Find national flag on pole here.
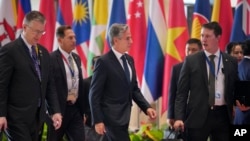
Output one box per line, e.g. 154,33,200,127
211,0,233,51
73,0,91,77
87,0,108,76
103,0,126,53
39,0,56,52
52,0,73,51
162,0,189,114
191,0,211,39
16,0,31,38
0,0,17,46
127,0,147,86
141,0,166,103
230,0,250,42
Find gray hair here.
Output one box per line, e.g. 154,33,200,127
108,23,128,46
23,10,46,25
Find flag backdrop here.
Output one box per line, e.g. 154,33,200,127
141,0,166,103
230,0,250,42
72,0,91,77
0,0,17,46
16,0,31,38
191,0,211,39
103,0,126,53
211,0,233,51
52,0,73,51
127,0,147,86
87,0,108,76
162,0,189,114
39,0,56,52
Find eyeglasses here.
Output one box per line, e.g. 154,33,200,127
26,25,46,35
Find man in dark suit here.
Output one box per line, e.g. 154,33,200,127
173,22,238,141
83,56,104,141
89,23,157,141
167,38,202,128
0,11,62,141
47,25,85,141
83,56,100,127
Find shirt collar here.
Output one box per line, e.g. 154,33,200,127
204,49,220,58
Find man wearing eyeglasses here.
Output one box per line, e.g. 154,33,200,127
0,10,62,141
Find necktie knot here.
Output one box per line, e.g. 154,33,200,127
209,55,216,61
121,54,130,83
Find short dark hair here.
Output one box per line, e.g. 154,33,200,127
23,10,46,25
186,38,202,49
56,25,72,38
202,21,222,37
226,42,242,54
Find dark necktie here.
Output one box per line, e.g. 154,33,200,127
121,55,130,83
208,55,216,106
31,46,41,81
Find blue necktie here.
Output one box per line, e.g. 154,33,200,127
121,55,130,83
31,46,41,81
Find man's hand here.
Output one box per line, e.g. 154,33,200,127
173,120,184,132
236,100,250,111
0,117,7,132
167,118,175,128
51,113,62,130
146,108,157,120
95,122,106,135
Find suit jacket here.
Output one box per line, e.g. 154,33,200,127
167,62,183,119
50,49,84,116
89,50,151,126
0,37,60,125
238,57,250,80
83,76,92,127
174,51,238,128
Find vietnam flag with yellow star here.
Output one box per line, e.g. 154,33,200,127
161,0,189,114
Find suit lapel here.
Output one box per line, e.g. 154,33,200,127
200,52,209,85
109,51,129,85
56,50,67,82
18,37,40,80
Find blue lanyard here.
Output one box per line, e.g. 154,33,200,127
205,52,222,79
61,54,75,77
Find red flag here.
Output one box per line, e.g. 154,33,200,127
0,0,17,46
211,0,233,51
127,0,147,86
162,0,189,114
39,0,56,52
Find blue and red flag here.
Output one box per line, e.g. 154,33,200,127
141,0,166,104
230,0,250,42
16,0,31,38
103,0,126,53
191,0,211,39
72,0,91,77
52,0,73,51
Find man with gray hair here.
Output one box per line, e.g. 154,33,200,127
89,23,157,141
0,11,62,141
